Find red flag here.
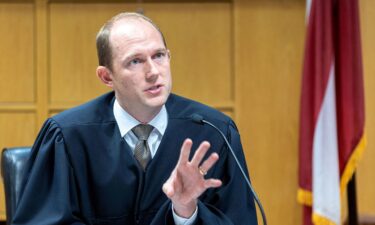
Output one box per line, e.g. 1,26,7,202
298,0,366,224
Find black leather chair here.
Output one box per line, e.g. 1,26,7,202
1,147,31,224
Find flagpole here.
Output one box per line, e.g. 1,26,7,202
347,173,358,225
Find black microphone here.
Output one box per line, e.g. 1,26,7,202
191,113,267,225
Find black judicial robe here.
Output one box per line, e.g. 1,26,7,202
12,92,258,225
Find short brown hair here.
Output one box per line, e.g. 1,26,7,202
96,12,167,70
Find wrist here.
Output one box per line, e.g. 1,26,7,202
172,200,197,218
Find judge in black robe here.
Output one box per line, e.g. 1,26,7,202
12,11,259,225
12,92,258,225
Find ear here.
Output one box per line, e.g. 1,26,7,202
167,49,171,60
96,66,114,88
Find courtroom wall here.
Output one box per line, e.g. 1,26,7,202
0,0,374,224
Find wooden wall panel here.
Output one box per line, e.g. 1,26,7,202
49,3,114,106
1,0,375,223
0,2,35,221
49,3,232,109
0,3,34,103
144,3,232,106
357,0,375,216
235,0,305,224
0,112,36,148
0,112,37,220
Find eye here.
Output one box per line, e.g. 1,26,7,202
152,51,168,64
153,52,166,59
129,58,142,65
126,57,144,69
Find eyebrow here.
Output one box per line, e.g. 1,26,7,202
123,53,142,63
123,48,168,63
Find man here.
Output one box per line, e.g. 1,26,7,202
12,12,257,225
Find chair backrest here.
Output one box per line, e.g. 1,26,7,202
1,147,31,223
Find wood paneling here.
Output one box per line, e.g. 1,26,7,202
357,0,375,216
49,3,232,108
1,0,375,223
0,3,35,220
144,3,233,106
235,0,305,224
49,3,114,104
0,112,37,220
0,3,34,103
0,112,36,151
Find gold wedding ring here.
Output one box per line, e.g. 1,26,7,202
198,166,207,176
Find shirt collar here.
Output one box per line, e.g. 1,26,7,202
113,99,168,137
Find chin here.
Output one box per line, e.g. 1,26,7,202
145,95,169,108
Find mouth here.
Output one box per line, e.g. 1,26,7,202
146,84,162,91
145,84,163,94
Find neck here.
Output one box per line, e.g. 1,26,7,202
132,109,160,124
118,103,162,124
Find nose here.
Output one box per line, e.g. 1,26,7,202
145,58,160,82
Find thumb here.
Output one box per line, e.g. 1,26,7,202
162,180,175,198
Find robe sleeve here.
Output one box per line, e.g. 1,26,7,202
12,119,84,225
151,120,258,225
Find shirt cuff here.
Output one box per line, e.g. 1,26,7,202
172,204,198,225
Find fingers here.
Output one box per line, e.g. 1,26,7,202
162,182,175,198
177,139,193,166
190,141,210,167
204,178,222,189
164,140,222,205
162,172,177,198
199,152,219,174
179,139,219,176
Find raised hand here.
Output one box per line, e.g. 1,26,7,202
162,138,222,218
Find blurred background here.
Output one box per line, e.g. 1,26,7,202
0,0,374,224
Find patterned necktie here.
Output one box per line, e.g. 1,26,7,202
132,124,154,171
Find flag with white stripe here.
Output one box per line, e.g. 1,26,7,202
298,0,366,224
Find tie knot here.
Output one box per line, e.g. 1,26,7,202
132,124,154,141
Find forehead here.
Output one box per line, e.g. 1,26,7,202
109,18,165,54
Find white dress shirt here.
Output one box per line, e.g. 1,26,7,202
113,99,197,225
